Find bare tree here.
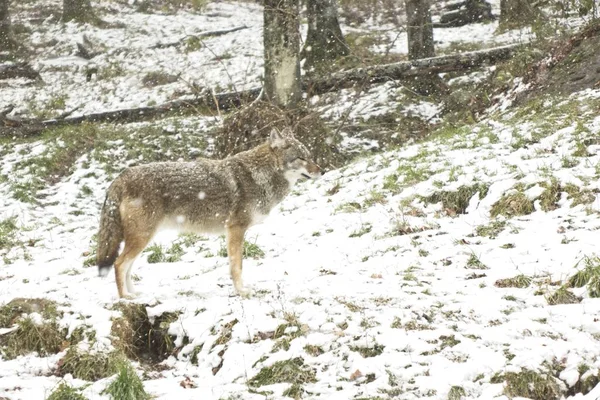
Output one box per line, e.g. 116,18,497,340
499,0,539,29
63,0,95,23
303,0,349,72
263,0,301,107
0,0,17,51
405,0,434,60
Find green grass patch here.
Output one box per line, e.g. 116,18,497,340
422,183,489,215
335,201,363,213
503,370,562,400
103,361,150,400
397,163,433,185
382,174,401,194
47,382,87,400
475,220,507,239
363,190,387,207
57,347,123,381
349,343,384,358
304,344,324,357
565,256,600,297
349,223,372,238
248,357,317,388
145,242,186,263
448,385,466,400
495,274,532,288
466,253,488,270
564,184,597,207
5,121,210,203
217,239,265,259
546,286,581,305
490,191,534,218
0,217,19,251
539,179,561,211
272,313,305,353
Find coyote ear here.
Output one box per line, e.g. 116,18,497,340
269,129,287,149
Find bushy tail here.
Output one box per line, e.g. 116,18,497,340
97,183,123,277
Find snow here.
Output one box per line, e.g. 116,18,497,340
1,0,600,399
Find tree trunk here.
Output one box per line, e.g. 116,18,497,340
303,0,349,72
499,0,539,29
405,0,435,60
63,0,95,23
263,0,301,108
0,0,15,51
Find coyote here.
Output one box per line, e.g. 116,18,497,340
96,128,321,299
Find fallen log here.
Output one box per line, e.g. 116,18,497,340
0,88,262,137
0,44,521,137
0,62,41,81
151,26,249,49
306,43,520,93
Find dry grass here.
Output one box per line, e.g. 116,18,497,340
490,192,535,218
215,101,344,169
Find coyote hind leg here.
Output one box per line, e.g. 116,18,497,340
114,232,153,299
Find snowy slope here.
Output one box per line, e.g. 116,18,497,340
1,89,600,399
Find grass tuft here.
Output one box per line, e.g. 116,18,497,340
57,347,123,381
349,343,385,358
0,217,19,251
490,191,535,218
503,370,562,400
248,357,317,388
448,385,466,400
495,274,532,288
47,382,87,400
565,256,600,297
475,220,507,239
422,183,489,215
0,316,68,359
103,361,151,400
546,286,581,305
218,239,265,259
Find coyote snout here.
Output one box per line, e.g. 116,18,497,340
96,128,320,299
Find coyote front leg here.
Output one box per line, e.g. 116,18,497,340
227,224,250,297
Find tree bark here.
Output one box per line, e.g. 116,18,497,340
405,0,435,60
499,0,539,29
303,0,349,72
63,0,95,23
0,0,16,52
263,0,301,108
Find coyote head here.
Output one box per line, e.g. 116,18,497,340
270,128,322,183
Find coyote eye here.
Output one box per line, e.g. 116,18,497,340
296,157,306,162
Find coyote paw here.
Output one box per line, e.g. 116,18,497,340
121,292,139,300
235,285,252,298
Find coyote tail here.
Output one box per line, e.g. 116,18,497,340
96,183,123,277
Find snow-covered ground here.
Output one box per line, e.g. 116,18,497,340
2,1,600,400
